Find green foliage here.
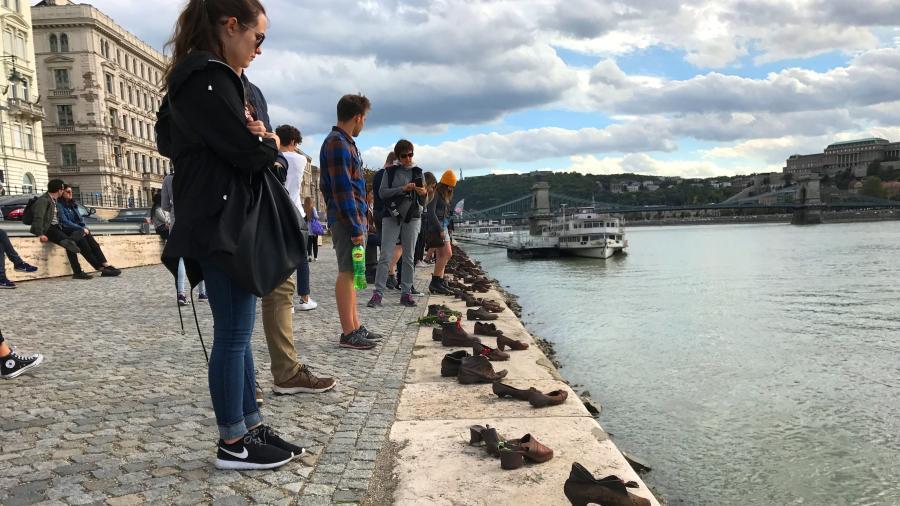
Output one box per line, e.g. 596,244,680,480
861,176,887,198
454,172,741,210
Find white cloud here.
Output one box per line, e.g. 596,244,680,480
564,154,766,178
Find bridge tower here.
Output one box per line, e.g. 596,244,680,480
792,175,823,225
529,182,553,235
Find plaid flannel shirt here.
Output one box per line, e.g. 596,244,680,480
319,127,368,238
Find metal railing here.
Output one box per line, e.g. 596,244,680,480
0,221,148,237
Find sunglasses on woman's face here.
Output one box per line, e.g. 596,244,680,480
240,22,266,48
399,152,414,159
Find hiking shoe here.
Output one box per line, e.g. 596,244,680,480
0,278,16,289
214,433,293,470
274,365,336,394
13,262,37,273
366,291,383,308
1,349,44,379
177,293,188,306
198,293,209,303
385,275,399,290
339,329,377,350
59,238,81,254
100,266,121,277
296,297,318,311
400,293,417,307
359,325,383,341
410,285,425,296
72,271,93,280
248,425,305,458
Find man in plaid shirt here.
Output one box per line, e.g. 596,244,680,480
320,94,381,350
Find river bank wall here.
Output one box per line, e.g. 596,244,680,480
385,249,658,505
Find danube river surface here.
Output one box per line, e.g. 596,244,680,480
462,221,900,506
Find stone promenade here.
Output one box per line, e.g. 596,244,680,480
0,250,427,505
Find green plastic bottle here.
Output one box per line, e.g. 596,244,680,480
351,244,367,290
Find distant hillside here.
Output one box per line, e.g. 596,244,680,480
454,172,740,210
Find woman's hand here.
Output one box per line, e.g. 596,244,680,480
246,119,267,136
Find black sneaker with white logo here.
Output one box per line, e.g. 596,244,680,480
214,432,293,470
1,349,44,379
248,425,305,458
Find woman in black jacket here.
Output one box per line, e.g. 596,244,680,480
156,0,300,471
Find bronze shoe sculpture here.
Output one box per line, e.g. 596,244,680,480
432,328,443,341
492,382,532,401
528,388,568,408
563,462,649,506
497,334,529,351
441,350,470,377
474,342,509,361
458,355,508,384
441,321,480,347
499,434,554,470
467,308,498,321
469,424,502,457
474,322,504,337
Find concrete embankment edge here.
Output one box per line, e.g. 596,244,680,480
384,250,659,505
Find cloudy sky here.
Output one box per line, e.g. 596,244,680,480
86,0,900,178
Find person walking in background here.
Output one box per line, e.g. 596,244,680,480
368,139,427,308
0,229,38,289
416,171,437,265
0,328,43,379
161,172,207,305
58,185,121,278
156,0,300,471
423,170,457,294
275,124,316,312
151,192,170,240
320,94,380,350
303,197,323,262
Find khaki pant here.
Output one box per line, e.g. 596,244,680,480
260,277,301,385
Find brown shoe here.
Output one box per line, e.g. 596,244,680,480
469,424,502,457
458,356,507,384
492,382,532,401
273,365,337,394
441,350,470,377
432,328,443,341
467,308,498,321
441,321,480,347
563,462,649,506
528,388,568,408
473,342,509,361
513,433,554,463
474,322,504,337
497,334,529,351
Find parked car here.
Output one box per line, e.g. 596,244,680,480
0,195,103,223
108,208,151,223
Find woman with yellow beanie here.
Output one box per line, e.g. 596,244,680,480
422,169,457,293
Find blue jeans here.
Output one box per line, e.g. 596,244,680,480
200,259,261,440
177,258,206,296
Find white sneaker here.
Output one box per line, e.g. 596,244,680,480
297,298,318,311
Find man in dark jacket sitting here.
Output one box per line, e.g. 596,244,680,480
28,179,92,280
57,184,121,277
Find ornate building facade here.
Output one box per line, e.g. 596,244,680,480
0,0,49,195
32,0,168,208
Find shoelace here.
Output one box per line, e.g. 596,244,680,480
8,347,35,361
243,430,266,447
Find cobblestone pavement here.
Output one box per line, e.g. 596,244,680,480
1,250,428,505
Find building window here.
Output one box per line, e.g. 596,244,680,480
142,154,147,172
139,122,144,139
119,82,124,99
15,33,25,59
20,78,28,100
22,173,35,194
61,144,77,167
2,30,12,55
116,48,121,64
10,124,22,148
127,86,133,104
54,68,70,89
126,150,132,170
131,117,136,134
60,33,69,52
114,145,122,168
57,105,74,127
24,126,33,150
108,108,117,127
105,73,114,93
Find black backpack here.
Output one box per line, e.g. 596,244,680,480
21,196,39,225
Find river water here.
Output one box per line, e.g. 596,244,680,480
462,222,900,505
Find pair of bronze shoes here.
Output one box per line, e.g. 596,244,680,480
467,307,498,321
442,353,508,383
492,381,568,408
473,323,530,350
433,321,481,347
563,462,650,506
468,425,554,471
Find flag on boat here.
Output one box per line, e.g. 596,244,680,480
454,199,465,216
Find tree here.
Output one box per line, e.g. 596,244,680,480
861,176,887,199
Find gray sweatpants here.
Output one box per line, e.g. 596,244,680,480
375,217,421,295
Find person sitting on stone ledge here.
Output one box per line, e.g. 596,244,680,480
0,328,43,379
0,229,38,289
57,184,121,278
28,179,93,280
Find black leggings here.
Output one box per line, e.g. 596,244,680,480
307,235,319,258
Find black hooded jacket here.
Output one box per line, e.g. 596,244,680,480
155,51,278,287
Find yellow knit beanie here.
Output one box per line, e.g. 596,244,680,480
440,169,457,187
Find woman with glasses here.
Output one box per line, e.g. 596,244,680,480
156,0,300,470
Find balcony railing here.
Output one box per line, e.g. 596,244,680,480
51,125,76,133
6,98,46,120
51,88,74,98
57,165,79,173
